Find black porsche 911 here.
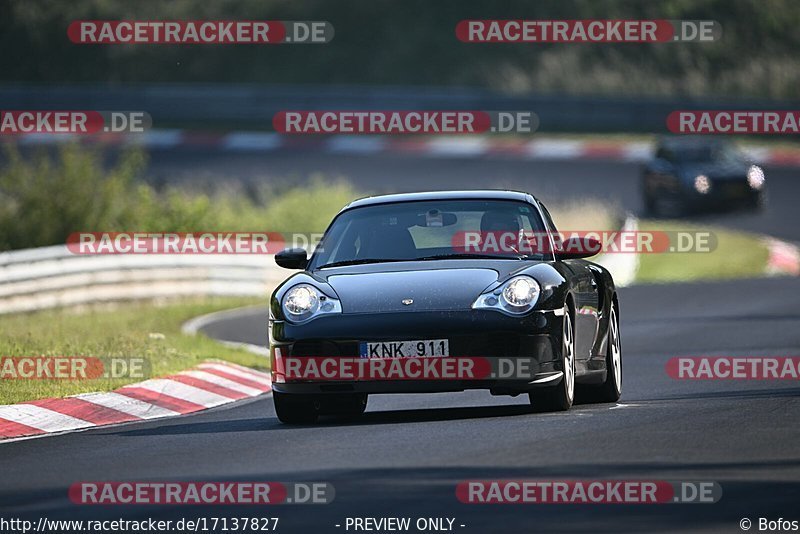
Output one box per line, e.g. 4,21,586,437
268,190,622,423
642,136,766,217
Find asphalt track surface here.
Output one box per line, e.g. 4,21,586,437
1,149,799,533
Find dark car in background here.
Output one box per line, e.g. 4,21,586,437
642,136,766,217
268,191,622,424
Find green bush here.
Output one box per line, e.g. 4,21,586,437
0,144,359,250
0,144,146,250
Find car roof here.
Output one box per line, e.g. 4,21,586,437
342,190,537,211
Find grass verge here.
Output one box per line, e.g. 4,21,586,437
635,220,770,283
0,297,265,405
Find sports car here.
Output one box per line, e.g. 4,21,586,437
269,191,622,423
642,136,766,217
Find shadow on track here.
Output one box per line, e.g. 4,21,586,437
647,387,800,402
108,401,625,437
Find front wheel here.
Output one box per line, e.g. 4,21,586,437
651,194,686,218
530,308,575,412
596,302,622,402
273,391,318,424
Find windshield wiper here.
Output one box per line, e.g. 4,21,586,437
317,258,408,269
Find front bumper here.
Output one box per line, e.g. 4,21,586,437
686,182,763,210
270,308,563,395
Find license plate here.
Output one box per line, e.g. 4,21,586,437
360,339,450,359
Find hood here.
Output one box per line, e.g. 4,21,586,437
678,160,748,181
326,268,499,313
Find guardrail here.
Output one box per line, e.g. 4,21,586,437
0,236,636,316
0,246,284,315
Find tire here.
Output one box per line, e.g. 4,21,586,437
530,307,575,412
595,301,622,403
652,194,686,218
273,391,319,424
643,193,655,217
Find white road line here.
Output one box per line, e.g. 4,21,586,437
180,370,264,396
132,379,235,407
0,404,93,433
74,392,179,419
609,403,643,410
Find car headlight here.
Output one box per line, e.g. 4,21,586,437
694,175,711,194
503,278,539,307
282,284,341,323
472,275,541,315
747,165,765,190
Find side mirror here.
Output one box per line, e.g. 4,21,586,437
554,237,602,260
275,248,308,270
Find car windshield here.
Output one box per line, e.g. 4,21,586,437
669,143,742,163
309,199,551,269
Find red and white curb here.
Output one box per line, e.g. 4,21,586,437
765,238,800,276
0,360,271,442
6,130,800,167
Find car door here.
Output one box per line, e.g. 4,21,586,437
538,202,600,362
565,259,601,362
